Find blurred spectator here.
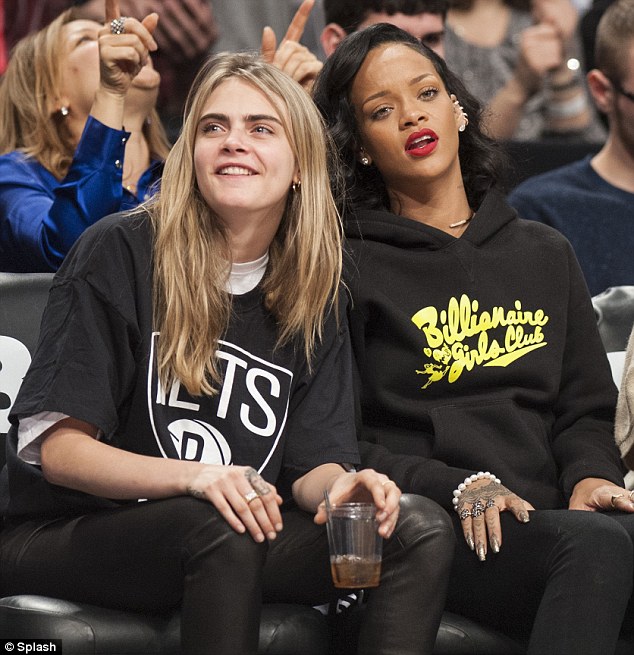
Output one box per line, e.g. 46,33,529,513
0,8,170,272
320,0,448,58
72,0,217,138
580,0,613,71
209,0,321,55
580,0,614,128
3,0,217,138
508,0,634,295
444,0,606,141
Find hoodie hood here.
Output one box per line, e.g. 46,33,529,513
344,189,517,251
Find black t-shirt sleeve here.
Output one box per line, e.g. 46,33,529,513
10,214,149,438
281,296,360,483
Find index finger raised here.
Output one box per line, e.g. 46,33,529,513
282,0,314,44
105,0,120,23
260,25,277,63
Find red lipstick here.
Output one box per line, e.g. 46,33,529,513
405,129,438,157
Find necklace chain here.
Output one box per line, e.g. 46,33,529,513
449,211,475,229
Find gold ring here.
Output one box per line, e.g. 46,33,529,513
611,493,625,508
244,490,259,504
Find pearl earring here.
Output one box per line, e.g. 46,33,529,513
60,106,69,117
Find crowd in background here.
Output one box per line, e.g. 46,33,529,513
1,1,634,653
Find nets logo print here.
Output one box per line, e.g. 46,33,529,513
148,335,293,470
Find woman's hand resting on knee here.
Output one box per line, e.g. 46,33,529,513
455,478,534,562
569,477,634,513
186,465,283,543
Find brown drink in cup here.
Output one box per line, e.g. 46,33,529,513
325,502,383,589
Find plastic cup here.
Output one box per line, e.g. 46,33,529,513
325,502,382,589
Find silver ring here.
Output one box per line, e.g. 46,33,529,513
472,499,485,518
110,17,127,35
611,493,625,508
485,499,496,509
459,508,472,521
244,490,259,504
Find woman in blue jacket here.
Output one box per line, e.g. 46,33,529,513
0,7,170,272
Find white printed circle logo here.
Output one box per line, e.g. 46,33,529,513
5,643,14,652
168,418,232,464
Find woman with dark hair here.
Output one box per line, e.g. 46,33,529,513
313,22,634,653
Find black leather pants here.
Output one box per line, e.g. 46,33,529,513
1,493,454,655
447,508,634,655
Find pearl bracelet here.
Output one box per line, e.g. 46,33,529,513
451,471,501,512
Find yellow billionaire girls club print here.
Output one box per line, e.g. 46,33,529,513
411,294,549,389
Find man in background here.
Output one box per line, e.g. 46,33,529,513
508,0,634,297
319,0,448,58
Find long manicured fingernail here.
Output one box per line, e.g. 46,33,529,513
520,512,530,523
466,535,475,551
491,537,500,553
477,545,486,562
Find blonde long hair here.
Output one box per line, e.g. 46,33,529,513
150,52,343,397
0,9,170,178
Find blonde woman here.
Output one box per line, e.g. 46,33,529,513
0,6,170,273
0,52,453,655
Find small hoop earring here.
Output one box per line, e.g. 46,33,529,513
60,106,69,117
292,180,301,192
361,157,370,166
459,123,466,132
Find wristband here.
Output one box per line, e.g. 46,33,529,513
452,471,501,512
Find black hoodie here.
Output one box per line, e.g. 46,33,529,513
345,190,624,511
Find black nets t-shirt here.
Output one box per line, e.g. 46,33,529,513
3,211,359,519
